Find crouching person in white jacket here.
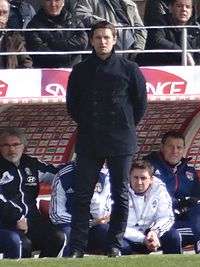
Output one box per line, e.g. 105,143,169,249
122,160,182,254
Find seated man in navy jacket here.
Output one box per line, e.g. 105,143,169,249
145,130,200,253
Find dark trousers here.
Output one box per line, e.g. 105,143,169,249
87,224,109,254
57,224,71,257
69,154,133,253
0,229,22,258
160,227,182,254
58,223,109,256
18,216,65,257
174,204,200,253
121,227,182,254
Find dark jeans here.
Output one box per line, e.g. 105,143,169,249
0,229,22,258
121,227,182,254
18,216,65,257
69,154,133,253
160,227,182,254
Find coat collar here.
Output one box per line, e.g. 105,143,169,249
90,48,117,65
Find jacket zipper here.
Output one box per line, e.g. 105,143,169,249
17,169,28,216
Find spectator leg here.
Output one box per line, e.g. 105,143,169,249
0,229,22,259
87,223,109,254
27,217,65,257
160,227,182,254
188,204,200,253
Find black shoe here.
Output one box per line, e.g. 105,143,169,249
69,250,84,258
107,247,121,257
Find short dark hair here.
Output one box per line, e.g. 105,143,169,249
130,160,154,177
161,131,185,146
169,0,193,5
0,127,27,145
90,20,117,38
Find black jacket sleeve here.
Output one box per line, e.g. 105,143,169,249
129,63,147,125
66,64,81,123
0,196,22,227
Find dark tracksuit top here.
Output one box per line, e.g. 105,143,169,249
145,151,200,209
0,154,58,227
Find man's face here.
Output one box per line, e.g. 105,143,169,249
90,28,117,60
0,135,24,165
161,137,185,165
130,168,153,194
42,0,64,17
171,0,193,25
0,0,9,28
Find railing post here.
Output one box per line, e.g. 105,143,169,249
181,27,187,66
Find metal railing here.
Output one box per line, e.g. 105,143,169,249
0,25,200,66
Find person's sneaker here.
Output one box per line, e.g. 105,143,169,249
69,250,84,258
107,247,121,257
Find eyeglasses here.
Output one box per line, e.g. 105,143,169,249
0,143,23,149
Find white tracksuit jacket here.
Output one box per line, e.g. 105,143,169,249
124,177,174,243
49,163,112,225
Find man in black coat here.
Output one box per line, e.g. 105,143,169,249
66,20,147,257
25,0,88,68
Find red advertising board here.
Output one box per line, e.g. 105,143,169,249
0,66,200,103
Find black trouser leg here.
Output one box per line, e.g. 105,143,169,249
106,155,132,250
69,155,104,253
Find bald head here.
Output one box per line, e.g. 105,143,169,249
0,0,10,28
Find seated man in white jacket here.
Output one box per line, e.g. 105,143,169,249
123,160,182,254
